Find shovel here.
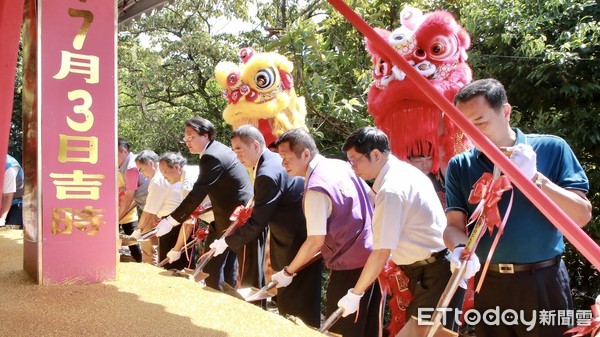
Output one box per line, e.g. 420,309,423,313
243,280,278,302
425,165,502,337
244,252,323,302
156,207,214,268
318,307,344,334
139,228,158,241
191,198,255,283
220,281,247,301
157,237,199,268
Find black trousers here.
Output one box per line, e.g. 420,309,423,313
6,203,22,228
277,258,323,328
158,225,195,271
203,222,266,295
120,221,142,263
473,259,572,337
327,267,382,337
402,254,464,332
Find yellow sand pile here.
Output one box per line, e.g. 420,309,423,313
0,229,323,337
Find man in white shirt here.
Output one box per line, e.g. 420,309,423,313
338,126,465,334
158,152,213,270
131,150,175,264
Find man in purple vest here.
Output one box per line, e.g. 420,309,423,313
271,128,381,337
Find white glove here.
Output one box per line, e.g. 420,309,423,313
209,238,228,257
337,288,364,317
271,269,295,288
510,143,537,180
450,247,481,288
166,249,182,263
130,228,142,240
155,216,179,237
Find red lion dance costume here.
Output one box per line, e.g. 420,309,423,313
366,6,471,175
366,6,473,335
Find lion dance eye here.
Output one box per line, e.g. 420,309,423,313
431,42,445,56
255,68,276,89
428,35,457,61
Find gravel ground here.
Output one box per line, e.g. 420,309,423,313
0,229,323,337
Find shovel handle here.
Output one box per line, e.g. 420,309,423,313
139,228,158,240
426,166,502,337
244,280,278,302
189,198,255,280
193,248,216,277
157,238,199,267
318,307,344,333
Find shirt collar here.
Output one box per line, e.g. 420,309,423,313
372,155,395,193
198,140,213,159
305,153,325,181
474,128,525,158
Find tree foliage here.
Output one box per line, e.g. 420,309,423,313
117,0,253,161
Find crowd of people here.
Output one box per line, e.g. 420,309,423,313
23,77,587,337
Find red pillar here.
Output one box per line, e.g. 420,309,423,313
22,0,118,284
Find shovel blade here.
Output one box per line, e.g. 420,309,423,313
244,289,272,302
194,270,210,283
243,281,277,302
220,282,246,301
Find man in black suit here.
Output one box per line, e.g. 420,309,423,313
155,117,265,293
210,125,322,327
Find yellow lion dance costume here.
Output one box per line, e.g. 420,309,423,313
215,47,307,145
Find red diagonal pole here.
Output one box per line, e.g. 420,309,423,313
0,0,25,185
326,0,600,269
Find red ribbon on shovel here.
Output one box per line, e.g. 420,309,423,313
565,299,600,337
467,171,514,293
468,172,513,234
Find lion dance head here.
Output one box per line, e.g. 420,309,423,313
215,47,307,146
365,6,472,175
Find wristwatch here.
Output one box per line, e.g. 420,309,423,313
283,266,296,277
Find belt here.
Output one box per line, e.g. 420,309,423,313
488,256,559,274
400,249,448,270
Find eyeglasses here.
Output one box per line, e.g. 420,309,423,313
348,151,371,167
182,135,194,143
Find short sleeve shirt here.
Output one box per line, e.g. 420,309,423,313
445,128,589,263
372,156,446,265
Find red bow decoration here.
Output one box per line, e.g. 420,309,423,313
377,260,413,337
189,205,205,222
468,172,513,233
565,302,600,337
229,204,253,228
194,227,209,242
